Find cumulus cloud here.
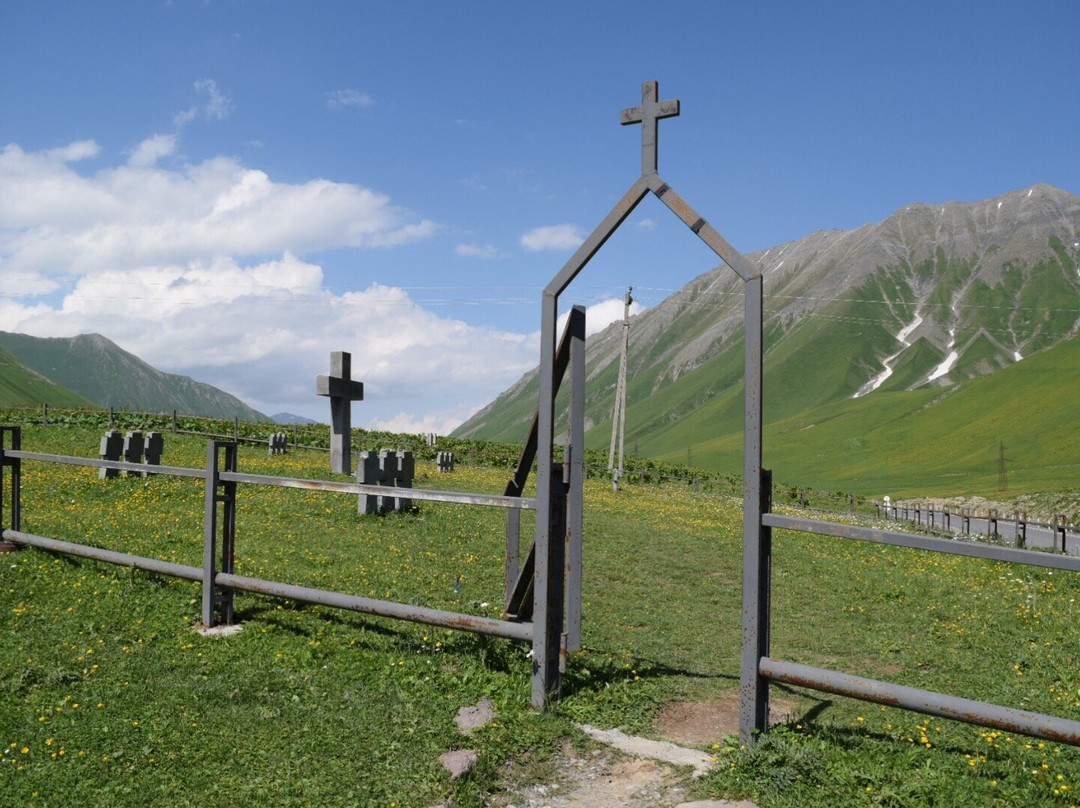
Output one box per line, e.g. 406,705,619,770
369,406,481,437
0,141,436,277
127,133,178,167
325,89,375,110
2,267,537,429
556,296,645,339
0,138,535,431
520,224,585,252
635,217,657,231
45,140,100,163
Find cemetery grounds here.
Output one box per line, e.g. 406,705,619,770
3,422,1080,807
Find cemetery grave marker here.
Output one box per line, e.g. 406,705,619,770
316,351,364,474
356,449,415,514
123,430,143,476
99,430,123,479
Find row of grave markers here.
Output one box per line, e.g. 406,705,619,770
98,430,164,478
357,449,414,513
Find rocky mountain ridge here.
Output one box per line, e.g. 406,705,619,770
455,184,1080,453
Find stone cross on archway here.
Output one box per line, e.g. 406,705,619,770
316,351,364,474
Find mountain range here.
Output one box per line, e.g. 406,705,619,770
0,331,266,421
453,184,1080,494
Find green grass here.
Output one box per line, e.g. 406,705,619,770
4,424,1080,806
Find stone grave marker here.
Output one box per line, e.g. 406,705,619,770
143,432,164,476
316,351,364,474
99,430,123,479
123,430,143,477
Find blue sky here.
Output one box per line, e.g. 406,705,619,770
2,1,1077,431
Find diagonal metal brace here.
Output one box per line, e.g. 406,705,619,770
504,307,584,620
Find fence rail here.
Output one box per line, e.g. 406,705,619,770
743,472,1080,748
876,502,1080,555
0,429,565,697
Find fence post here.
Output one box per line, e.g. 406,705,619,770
740,273,768,747
202,441,238,627
531,461,566,706
42,403,48,426
1017,512,1026,549
1057,515,1067,554
0,427,22,548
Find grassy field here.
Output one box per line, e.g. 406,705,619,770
3,424,1080,806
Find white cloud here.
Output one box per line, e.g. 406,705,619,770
520,224,585,252
0,138,535,431
127,133,178,167
2,267,538,431
0,270,60,297
556,297,645,339
45,140,100,163
635,217,657,231
194,79,233,120
325,89,375,110
0,141,436,276
173,107,198,128
454,243,502,259
369,406,479,437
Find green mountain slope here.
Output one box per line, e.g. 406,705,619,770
0,332,265,421
454,185,1080,494
0,345,98,408
666,334,1080,498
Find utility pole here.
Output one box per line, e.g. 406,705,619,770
608,287,633,488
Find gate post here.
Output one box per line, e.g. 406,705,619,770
531,461,566,706
740,273,769,746
202,441,238,627
532,291,560,708
564,306,585,653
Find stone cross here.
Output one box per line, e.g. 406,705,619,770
620,80,680,176
316,351,364,474
99,430,123,479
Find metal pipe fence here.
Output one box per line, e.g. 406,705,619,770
740,475,1080,747
0,426,572,701
876,502,1080,555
